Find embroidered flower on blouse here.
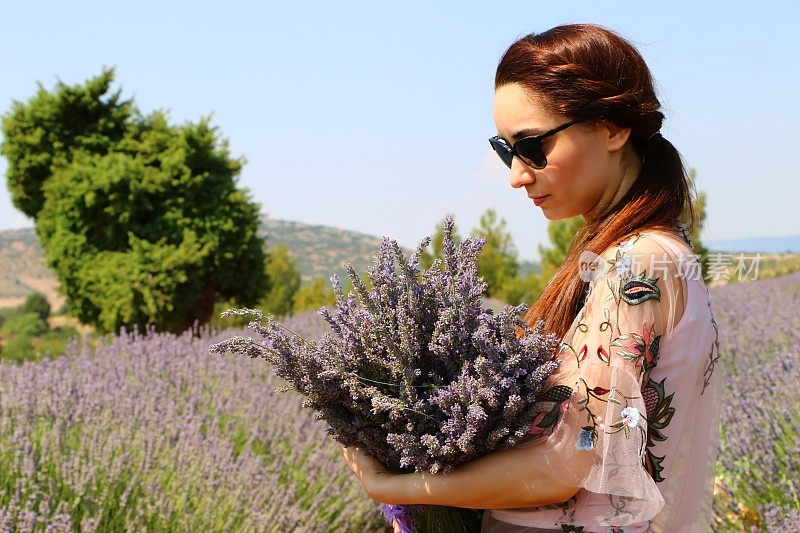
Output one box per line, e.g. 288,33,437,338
576,428,596,451
615,256,632,278
607,527,626,533
611,238,636,278
620,406,641,427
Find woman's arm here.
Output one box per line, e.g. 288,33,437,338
342,444,581,509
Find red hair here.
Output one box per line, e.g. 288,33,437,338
495,24,694,339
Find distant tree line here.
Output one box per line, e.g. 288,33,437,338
0,292,77,362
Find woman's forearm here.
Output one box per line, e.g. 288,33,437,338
373,444,581,509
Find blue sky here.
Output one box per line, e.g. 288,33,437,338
1,1,798,260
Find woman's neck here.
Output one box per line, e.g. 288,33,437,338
583,148,642,223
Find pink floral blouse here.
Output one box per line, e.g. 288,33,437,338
486,229,721,533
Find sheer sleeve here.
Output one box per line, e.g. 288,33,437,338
521,233,688,527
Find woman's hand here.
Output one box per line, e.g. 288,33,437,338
341,446,392,502
341,447,406,532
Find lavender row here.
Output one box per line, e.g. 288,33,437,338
709,271,800,531
0,314,383,532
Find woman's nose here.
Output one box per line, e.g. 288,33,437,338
508,157,535,189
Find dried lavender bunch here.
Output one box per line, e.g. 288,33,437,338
210,216,559,474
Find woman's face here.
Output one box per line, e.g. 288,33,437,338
492,83,633,222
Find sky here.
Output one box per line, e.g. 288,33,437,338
1,1,798,261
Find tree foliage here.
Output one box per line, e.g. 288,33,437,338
293,278,337,312
260,243,301,317
499,216,583,306
682,168,710,279
471,209,519,298
1,69,131,219
0,312,48,337
1,69,268,333
537,216,584,281
20,292,51,322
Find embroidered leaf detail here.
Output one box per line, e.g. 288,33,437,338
642,377,675,483
616,350,640,362
650,335,661,357
537,407,561,429
536,384,573,403
645,450,667,483
577,344,588,362
644,378,675,438
620,272,661,305
597,345,610,364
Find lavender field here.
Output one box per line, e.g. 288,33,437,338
0,312,383,532
712,271,800,530
0,273,798,531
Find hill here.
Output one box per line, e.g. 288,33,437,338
258,218,385,283
0,228,63,309
3,219,491,307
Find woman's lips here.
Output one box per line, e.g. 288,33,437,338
532,195,549,206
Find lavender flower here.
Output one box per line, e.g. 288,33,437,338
381,504,425,533
210,215,560,476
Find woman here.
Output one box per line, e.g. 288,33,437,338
343,24,720,533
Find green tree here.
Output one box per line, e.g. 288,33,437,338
495,273,544,306
471,209,519,298
20,292,51,322
260,243,301,317
498,217,583,306
0,312,48,337
1,69,132,219
293,278,337,312
1,70,268,333
537,216,584,282
682,168,710,279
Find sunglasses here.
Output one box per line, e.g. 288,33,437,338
488,117,583,169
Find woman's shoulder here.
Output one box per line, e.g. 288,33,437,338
601,226,692,260
592,226,697,284
581,226,694,336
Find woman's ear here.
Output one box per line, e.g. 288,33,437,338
601,121,633,152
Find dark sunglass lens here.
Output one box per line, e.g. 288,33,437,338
489,139,514,169
515,138,547,169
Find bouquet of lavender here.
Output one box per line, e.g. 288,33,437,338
209,216,560,532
